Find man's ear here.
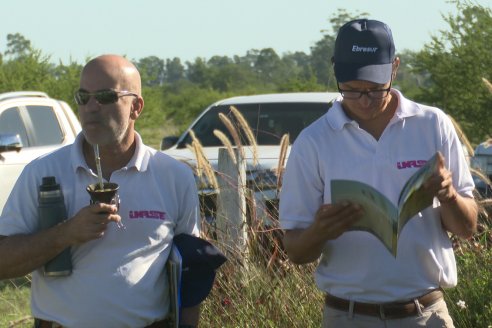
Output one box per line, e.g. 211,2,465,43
392,57,401,79
130,97,144,119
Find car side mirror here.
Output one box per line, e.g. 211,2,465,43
161,136,179,150
0,133,23,153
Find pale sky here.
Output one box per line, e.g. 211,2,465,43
1,0,490,64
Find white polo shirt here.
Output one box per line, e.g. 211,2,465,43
279,89,474,303
0,133,200,327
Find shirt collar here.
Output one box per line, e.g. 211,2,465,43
70,132,151,174
128,132,150,172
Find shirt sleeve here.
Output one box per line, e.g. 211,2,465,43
440,114,475,198
175,167,201,237
279,133,325,230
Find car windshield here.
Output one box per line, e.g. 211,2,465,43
177,102,330,148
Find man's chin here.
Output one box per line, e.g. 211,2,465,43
82,131,109,146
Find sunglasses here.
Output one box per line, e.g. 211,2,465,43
74,89,138,105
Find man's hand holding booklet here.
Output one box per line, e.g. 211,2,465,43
331,152,441,257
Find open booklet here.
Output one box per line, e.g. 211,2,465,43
330,152,440,257
166,244,182,328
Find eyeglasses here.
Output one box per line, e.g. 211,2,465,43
337,82,392,100
74,89,138,105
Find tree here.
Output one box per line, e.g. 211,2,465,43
208,55,233,68
186,57,211,87
47,60,83,113
412,1,492,144
208,63,257,92
135,56,165,87
234,50,259,70
255,48,282,79
4,33,32,59
309,34,336,87
283,51,313,80
165,57,185,83
0,34,80,108
393,50,427,99
0,33,53,93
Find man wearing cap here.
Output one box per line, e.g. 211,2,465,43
279,19,477,327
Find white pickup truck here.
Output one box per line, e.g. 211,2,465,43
161,92,340,223
0,91,81,213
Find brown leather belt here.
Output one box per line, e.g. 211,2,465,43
325,288,444,319
35,318,171,328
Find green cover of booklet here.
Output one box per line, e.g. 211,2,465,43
330,152,440,257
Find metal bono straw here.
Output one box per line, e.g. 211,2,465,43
93,144,104,190
92,144,125,229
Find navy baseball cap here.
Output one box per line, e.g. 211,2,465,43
333,19,395,84
173,234,227,307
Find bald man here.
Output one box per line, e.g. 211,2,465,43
0,55,201,327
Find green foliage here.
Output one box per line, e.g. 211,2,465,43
5,4,487,150
0,277,32,328
134,56,165,87
277,74,327,93
201,262,323,327
45,61,83,113
136,80,240,148
393,50,427,100
161,82,229,131
165,57,185,83
0,4,488,149
0,37,82,113
0,50,53,92
411,1,492,144
5,33,32,59
0,3,490,150
446,247,492,328
309,33,336,87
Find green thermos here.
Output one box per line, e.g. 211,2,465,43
38,176,72,276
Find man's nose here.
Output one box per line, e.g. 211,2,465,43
358,93,372,106
85,96,102,109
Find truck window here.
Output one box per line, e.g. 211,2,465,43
0,107,29,146
26,105,64,146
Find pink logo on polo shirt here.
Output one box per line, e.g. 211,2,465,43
396,159,427,170
129,210,167,220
